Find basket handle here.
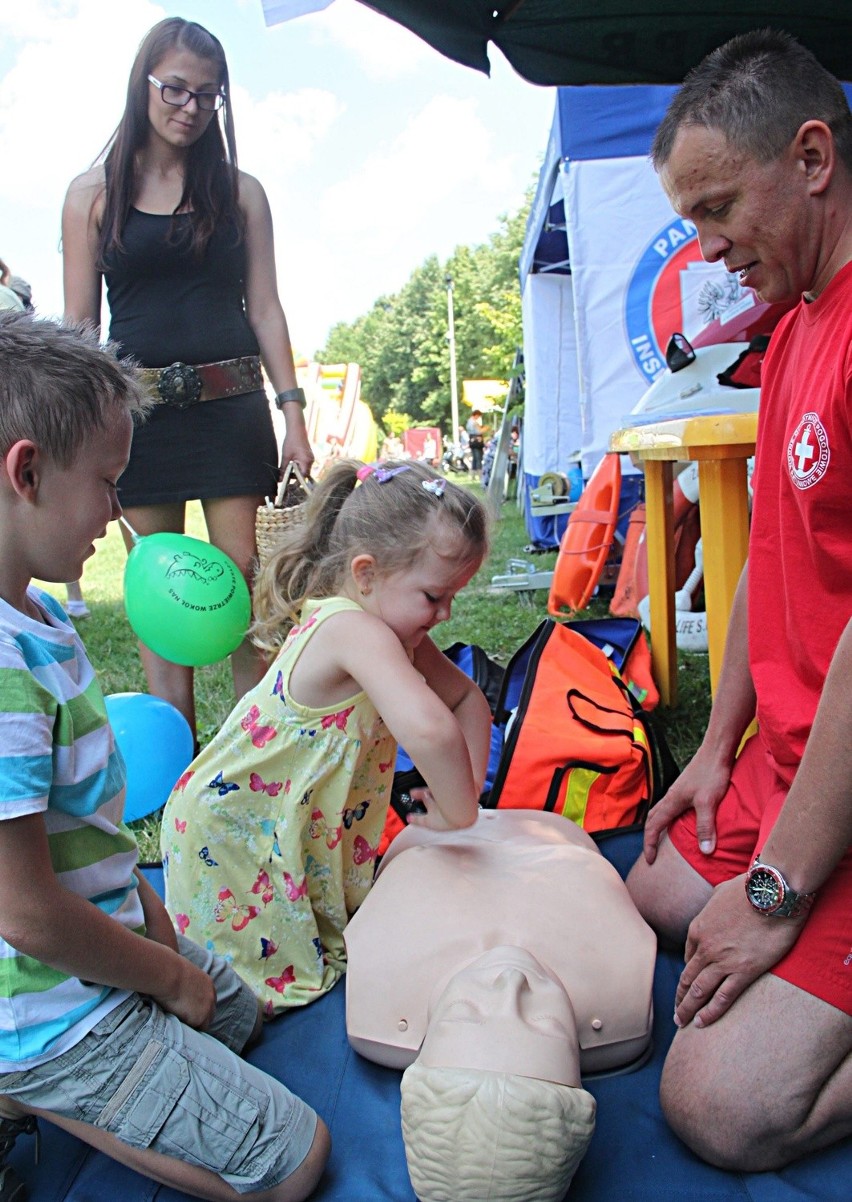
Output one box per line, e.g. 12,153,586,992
274,460,312,507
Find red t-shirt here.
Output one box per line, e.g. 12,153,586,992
749,260,852,784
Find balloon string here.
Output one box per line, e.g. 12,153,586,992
120,516,141,544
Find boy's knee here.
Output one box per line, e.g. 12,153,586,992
270,1118,330,1202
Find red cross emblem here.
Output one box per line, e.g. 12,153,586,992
787,412,829,490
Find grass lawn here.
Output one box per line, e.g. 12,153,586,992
37,481,711,859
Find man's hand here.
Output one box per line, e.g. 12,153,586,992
644,742,733,863
674,876,804,1029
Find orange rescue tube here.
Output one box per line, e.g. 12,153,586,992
548,452,621,616
633,462,701,603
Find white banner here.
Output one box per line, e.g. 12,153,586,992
521,272,581,477
564,154,751,475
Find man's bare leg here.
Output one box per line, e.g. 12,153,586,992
626,831,714,945
661,972,852,1170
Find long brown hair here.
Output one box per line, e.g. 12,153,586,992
96,17,242,266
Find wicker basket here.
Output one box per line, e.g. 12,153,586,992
256,462,312,568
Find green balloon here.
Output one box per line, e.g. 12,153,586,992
124,533,252,666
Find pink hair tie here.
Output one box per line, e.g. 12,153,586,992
357,463,412,484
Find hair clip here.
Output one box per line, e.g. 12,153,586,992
358,463,411,485
422,478,446,498
374,465,411,484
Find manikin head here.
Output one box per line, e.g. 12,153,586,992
400,946,596,1202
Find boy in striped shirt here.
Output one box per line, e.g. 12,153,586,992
0,315,327,1202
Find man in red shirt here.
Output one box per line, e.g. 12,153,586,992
627,28,852,1171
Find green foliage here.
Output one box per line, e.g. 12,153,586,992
381,410,412,437
319,195,533,433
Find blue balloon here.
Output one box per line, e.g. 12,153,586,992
105,692,195,822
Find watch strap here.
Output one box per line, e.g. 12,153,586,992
275,387,307,410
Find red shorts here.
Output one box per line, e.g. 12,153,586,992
668,734,852,1015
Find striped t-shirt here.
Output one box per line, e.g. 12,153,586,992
0,588,144,1070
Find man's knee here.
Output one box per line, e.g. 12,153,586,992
624,851,657,919
626,835,708,946
660,1032,801,1172
660,1047,750,1169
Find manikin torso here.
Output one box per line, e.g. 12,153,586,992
345,809,656,1075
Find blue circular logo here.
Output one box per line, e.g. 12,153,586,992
624,218,701,380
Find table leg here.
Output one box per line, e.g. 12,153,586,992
697,458,750,695
643,461,677,706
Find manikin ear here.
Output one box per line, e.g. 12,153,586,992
795,120,835,195
350,554,377,596
2,440,41,501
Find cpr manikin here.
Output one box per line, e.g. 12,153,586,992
344,810,657,1202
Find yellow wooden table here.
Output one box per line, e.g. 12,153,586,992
610,412,757,706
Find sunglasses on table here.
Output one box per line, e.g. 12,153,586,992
148,74,225,112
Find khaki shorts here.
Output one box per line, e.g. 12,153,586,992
0,936,317,1193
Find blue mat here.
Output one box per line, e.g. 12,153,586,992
9,833,851,1201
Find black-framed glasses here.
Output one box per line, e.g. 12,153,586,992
148,74,225,112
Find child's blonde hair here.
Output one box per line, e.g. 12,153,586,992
253,459,489,652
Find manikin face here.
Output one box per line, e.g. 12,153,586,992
354,521,480,652
146,48,221,152
660,123,822,304
419,946,581,1087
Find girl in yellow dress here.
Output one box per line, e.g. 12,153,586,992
162,460,491,1016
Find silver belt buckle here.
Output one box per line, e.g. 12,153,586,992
157,362,202,408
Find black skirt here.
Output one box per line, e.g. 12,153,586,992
118,391,279,507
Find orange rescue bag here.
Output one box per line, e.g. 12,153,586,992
487,620,672,836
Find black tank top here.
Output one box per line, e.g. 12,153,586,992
103,209,259,367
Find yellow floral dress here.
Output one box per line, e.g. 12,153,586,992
161,596,395,1015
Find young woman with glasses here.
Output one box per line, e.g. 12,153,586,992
62,17,313,742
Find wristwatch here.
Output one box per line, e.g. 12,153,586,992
274,388,306,410
744,857,816,918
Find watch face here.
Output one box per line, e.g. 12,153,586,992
747,866,783,912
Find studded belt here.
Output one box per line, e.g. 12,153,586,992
141,355,264,409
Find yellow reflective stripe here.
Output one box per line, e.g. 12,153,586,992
559,766,600,826
627,680,648,704
633,722,649,748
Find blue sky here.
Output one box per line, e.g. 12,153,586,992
0,0,555,356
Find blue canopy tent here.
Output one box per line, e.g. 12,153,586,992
518,82,852,550
519,84,707,549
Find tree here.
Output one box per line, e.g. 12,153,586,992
317,190,533,433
